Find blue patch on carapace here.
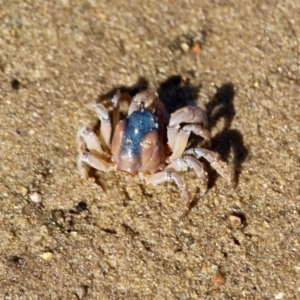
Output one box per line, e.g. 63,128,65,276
121,110,158,156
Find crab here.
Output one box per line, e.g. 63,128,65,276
77,91,229,208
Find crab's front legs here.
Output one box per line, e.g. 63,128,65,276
111,91,132,130
127,91,158,115
128,91,167,114
167,106,212,160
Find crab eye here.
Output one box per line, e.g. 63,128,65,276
140,102,145,111
151,114,159,128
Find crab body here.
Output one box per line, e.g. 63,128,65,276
111,109,166,174
77,91,229,208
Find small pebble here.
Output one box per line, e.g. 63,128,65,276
253,81,260,88
88,177,96,183
212,272,226,287
157,67,165,74
41,251,53,261
180,42,190,52
229,215,242,229
20,186,28,196
275,292,284,300
29,192,42,203
74,285,88,299
192,43,201,53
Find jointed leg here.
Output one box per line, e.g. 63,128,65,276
168,124,212,160
128,91,163,114
111,92,121,131
111,91,132,130
169,106,209,128
167,106,211,160
77,125,113,181
128,91,147,115
77,126,106,155
167,155,208,195
86,102,112,151
145,170,190,206
77,152,114,180
184,148,230,183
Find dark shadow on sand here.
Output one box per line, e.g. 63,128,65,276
205,83,248,188
157,75,201,113
97,77,149,102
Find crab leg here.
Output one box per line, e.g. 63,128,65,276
111,91,132,130
86,102,112,151
167,106,211,160
169,106,209,131
77,126,106,155
184,148,230,183
128,91,162,114
145,170,190,206
128,91,148,115
167,156,208,195
77,152,113,180
111,92,121,131
168,124,212,160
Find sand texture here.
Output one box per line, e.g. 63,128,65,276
0,0,299,299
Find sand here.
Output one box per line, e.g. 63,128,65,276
0,0,299,299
